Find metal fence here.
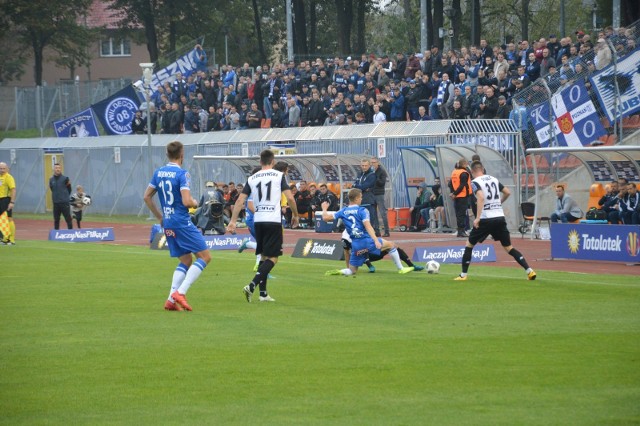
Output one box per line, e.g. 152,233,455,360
3,79,132,134
0,120,520,221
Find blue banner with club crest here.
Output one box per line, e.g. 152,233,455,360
53,108,99,137
528,80,606,147
91,85,141,135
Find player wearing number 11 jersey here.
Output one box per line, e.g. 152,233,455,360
144,141,211,311
227,150,299,302
454,160,536,281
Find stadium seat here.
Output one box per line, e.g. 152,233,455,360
587,183,605,210
559,155,582,169
260,118,271,128
602,134,616,146
519,202,551,239
623,114,640,129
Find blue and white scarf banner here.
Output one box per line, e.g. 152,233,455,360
589,47,640,123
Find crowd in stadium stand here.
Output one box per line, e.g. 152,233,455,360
134,25,637,134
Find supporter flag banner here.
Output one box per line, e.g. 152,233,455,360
412,244,496,264
528,80,606,147
147,47,204,92
589,47,640,123
53,108,99,138
150,233,254,251
291,238,345,261
91,85,141,135
551,223,640,263
48,228,115,242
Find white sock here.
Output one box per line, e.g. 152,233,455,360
255,254,261,264
177,259,207,295
341,268,353,276
526,268,532,274
247,241,257,249
169,263,188,301
389,248,403,269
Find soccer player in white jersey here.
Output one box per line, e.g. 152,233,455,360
227,150,299,302
454,160,536,281
322,188,414,276
144,141,211,311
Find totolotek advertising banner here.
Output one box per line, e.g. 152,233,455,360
291,238,345,260
48,228,115,242
91,85,141,135
150,233,254,250
589,47,640,123
528,80,606,147
412,244,496,264
551,223,640,263
53,108,99,137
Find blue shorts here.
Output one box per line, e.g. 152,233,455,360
164,224,208,258
349,237,382,267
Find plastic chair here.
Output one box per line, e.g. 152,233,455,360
587,183,605,210
519,202,551,239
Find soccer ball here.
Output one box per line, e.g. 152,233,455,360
426,260,440,274
82,196,91,206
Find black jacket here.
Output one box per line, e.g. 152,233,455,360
49,174,71,204
373,166,388,195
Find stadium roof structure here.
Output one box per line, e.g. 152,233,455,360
524,145,640,238
192,153,372,209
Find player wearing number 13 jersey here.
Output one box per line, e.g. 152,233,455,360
144,141,211,312
227,150,299,303
454,160,536,281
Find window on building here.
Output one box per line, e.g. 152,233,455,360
100,38,131,57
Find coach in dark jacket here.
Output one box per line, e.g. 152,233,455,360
354,158,378,234
49,163,73,230
372,158,390,237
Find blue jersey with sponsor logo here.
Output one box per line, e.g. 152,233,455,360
149,162,193,229
334,204,370,240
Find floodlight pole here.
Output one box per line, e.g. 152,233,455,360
140,63,155,218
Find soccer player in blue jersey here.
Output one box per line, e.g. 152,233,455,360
322,188,414,276
238,167,261,271
143,141,211,311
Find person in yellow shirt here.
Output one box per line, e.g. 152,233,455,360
0,162,17,245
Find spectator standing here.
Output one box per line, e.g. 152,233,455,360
371,157,390,237
0,162,16,244
287,98,300,127
49,163,73,230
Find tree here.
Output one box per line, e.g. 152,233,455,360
335,0,354,55
0,15,26,84
1,0,93,86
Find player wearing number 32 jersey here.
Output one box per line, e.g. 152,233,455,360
144,141,211,312
227,149,299,303
454,160,536,281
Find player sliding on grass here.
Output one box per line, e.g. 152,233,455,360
341,229,424,273
322,188,415,276
454,160,536,281
144,141,211,311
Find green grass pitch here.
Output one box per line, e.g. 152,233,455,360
1,241,639,425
